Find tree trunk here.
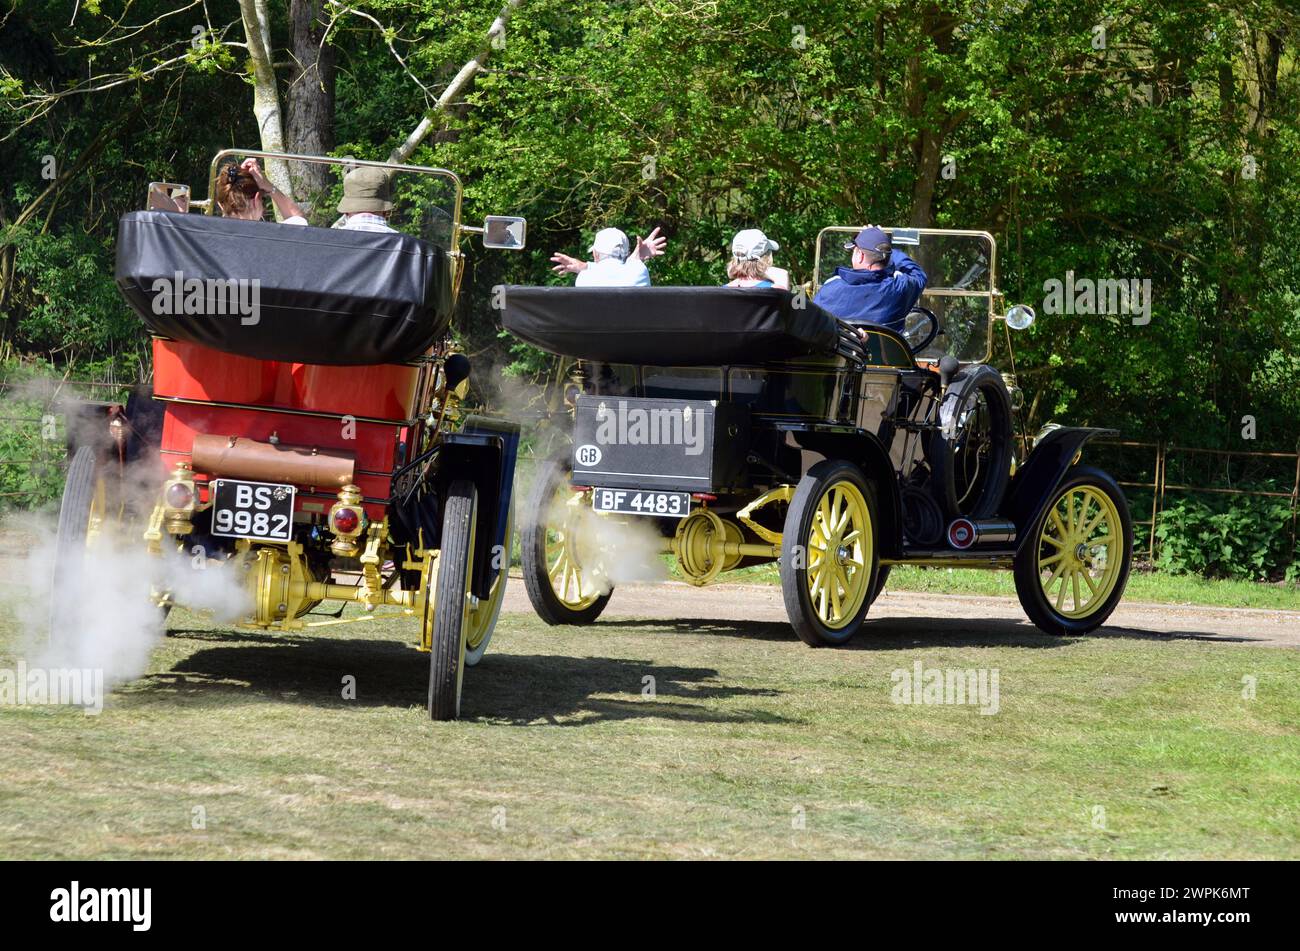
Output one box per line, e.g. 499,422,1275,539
286,0,336,204
237,0,291,197
904,4,958,227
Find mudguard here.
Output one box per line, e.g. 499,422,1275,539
1003,427,1118,554
436,417,520,600
783,424,904,558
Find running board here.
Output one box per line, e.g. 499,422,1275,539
884,549,1016,569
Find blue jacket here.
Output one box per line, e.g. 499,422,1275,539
812,250,928,334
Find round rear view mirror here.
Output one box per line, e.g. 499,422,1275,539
1006,304,1036,330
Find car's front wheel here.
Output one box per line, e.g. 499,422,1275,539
1013,466,1132,635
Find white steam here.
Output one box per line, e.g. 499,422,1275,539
5,507,253,704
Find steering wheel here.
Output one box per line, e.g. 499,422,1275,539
901,306,940,355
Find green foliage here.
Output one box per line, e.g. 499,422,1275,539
8,226,143,367
1154,490,1300,582
0,358,69,510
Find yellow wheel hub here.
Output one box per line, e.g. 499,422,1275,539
674,509,743,586
544,487,603,610
1037,484,1122,618
805,480,872,629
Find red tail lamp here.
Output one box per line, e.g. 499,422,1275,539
164,481,194,510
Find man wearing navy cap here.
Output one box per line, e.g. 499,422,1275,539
813,224,927,334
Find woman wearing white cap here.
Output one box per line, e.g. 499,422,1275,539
550,226,668,286
725,229,790,289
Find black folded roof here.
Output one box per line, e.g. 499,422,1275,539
115,210,452,365
501,285,840,365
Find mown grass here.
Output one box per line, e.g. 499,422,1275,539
721,562,1300,612
1,584,1297,859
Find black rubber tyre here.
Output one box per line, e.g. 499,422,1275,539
49,447,97,648
1014,466,1133,635
869,564,892,605
427,479,477,721
521,455,611,625
930,364,1013,519
780,460,880,647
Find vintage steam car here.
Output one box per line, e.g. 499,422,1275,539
504,227,1133,645
54,150,524,718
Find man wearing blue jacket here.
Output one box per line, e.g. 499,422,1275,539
813,225,927,334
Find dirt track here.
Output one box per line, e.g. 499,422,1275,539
500,578,1300,649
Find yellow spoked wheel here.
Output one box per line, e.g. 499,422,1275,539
463,504,513,667
780,460,879,646
521,457,611,625
1015,466,1133,635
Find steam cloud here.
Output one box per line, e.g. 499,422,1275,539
3,461,253,706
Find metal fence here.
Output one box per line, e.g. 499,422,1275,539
1089,439,1300,564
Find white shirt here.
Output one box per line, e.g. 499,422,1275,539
576,255,651,287
281,215,308,226
341,212,397,233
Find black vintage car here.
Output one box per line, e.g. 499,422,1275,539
503,228,1133,645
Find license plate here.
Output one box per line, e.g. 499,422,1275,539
590,487,691,517
210,479,296,541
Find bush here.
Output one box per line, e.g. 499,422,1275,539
0,358,69,510
1154,490,1300,583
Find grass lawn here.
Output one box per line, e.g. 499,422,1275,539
1,585,1297,859
722,562,1300,612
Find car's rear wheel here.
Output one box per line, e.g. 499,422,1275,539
426,479,477,720
521,456,611,625
49,447,102,649
780,460,879,646
1014,466,1132,635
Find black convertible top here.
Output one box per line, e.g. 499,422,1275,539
115,210,452,365
501,285,842,365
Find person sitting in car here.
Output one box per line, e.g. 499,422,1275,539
725,229,790,289
337,166,399,233
216,159,307,225
550,226,667,286
813,224,927,334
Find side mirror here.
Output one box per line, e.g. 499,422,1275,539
482,215,527,250
147,182,190,213
1005,304,1036,330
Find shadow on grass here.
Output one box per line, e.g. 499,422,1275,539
130,632,788,725
590,615,1229,648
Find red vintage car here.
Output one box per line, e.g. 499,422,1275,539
53,150,525,719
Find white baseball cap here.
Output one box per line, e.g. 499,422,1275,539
731,228,780,261
589,227,630,260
